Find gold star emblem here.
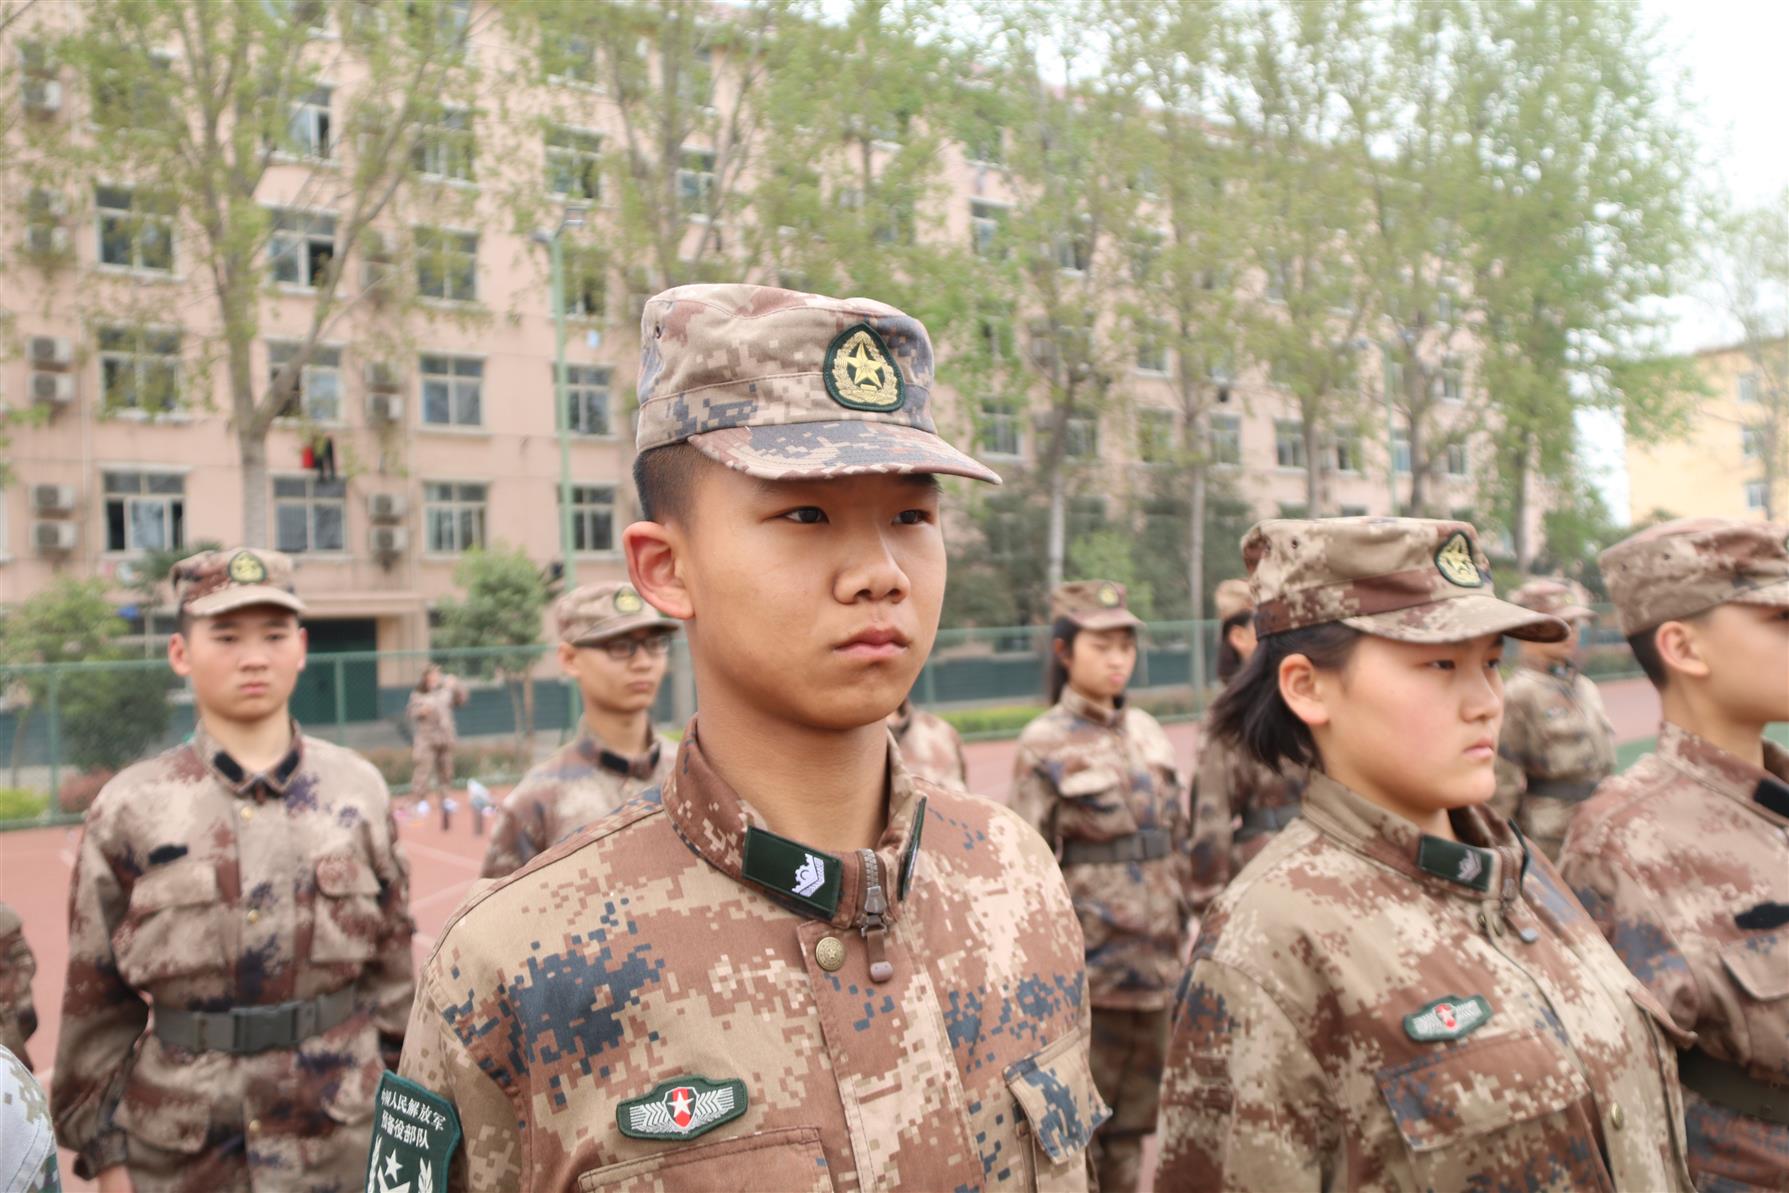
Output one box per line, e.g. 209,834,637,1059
614,588,644,614
228,552,268,584
1435,533,1483,588
824,325,905,411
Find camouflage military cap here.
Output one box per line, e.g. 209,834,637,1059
635,283,1000,483
1509,577,1595,623
1214,578,1253,623
171,547,304,617
554,582,677,646
1598,516,1789,636
1244,516,1566,644
1051,580,1144,632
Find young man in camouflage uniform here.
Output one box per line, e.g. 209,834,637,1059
0,900,38,1070
479,581,679,877
1490,578,1616,861
386,285,1104,1191
886,694,968,788
406,664,467,805
1158,517,1694,1191
52,548,415,1193
1559,517,1789,1190
1012,580,1190,1193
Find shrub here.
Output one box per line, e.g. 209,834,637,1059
0,787,50,823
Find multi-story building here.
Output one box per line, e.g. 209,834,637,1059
1625,340,1788,524
0,4,1500,657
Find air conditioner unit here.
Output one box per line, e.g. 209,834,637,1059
30,371,75,406
366,393,403,424
26,188,66,219
367,492,407,521
29,336,73,367
33,521,77,553
364,361,400,392
369,526,408,558
22,79,62,115
25,225,70,258
29,483,76,514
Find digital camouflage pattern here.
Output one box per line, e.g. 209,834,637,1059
1049,580,1145,633
0,901,38,1070
407,674,467,799
1245,516,1567,643
170,547,304,617
1158,771,1694,1191
52,723,415,1189
1599,517,1789,636
554,581,677,645
398,723,1106,1190
887,700,968,789
635,283,1001,483
1491,661,1616,860
478,726,677,878
1,1045,59,1192
1507,577,1596,623
1213,578,1252,624
1559,723,1789,1190
1188,718,1306,913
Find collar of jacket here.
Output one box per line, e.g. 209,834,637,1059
660,718,926,930
575,726,663,781
1656,721,1789,825
190,718,305,799
1059,685,1126,730
888,699,914,739
1300,771,1527,901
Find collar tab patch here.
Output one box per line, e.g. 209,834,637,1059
617,1075,748,1141
899,795,927,902
1753,776,1789,819
742,827,841,918
1404,994,1493,1042
365,1071,462,1193
1416,836,1493,892
823,323,905,412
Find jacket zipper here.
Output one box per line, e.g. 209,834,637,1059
857,848,894,983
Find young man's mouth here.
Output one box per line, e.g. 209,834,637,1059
835,627,910,660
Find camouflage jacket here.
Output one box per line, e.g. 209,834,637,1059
888,700,968,789
1559,723,1789,1189
1,1045,59,1192
51,723,416,1185
1187,711,1306,913
399,721,1107,1191
1491,663,1616,850
0,901,38,1071
479,726,677,878
407,679,467,748
1158,771,1694,1192
1010,689,1192,1011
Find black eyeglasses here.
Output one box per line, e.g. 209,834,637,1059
590,634,674,661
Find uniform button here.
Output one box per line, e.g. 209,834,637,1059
1610,1103,1625,1130
240,806,254,822
248,1118,262,1134
815,936,846,972
246,909,260,925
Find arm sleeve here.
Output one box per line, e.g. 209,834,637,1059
368,798,418,1052
1007,744,1058,849
50,812,143,1179
1558,842,1700,1035
400,971,524,1191
1490,696,1533,820
0,915,37,1069
1158,959,1335,1191
1188,739,1236,915
478,785,544,880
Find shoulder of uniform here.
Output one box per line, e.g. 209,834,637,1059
299,735,388,792
1014,708,1071,747
1570,758,1676,843
88,742,196,818
914,783,1055,868
1202,822,1331,934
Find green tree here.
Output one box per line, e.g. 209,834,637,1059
0,577,128,784
432,546,549,754
121,539,225,657
61,666,176,774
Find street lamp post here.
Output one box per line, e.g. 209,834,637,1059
532,204,587,587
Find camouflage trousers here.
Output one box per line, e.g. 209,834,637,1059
410,743,454,800
1089,1005,1172,1193
120,1115,371,1193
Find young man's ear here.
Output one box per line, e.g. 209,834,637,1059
168,629,193,678
1653,619,1711,681
1278,652,1332,730
623,521,694,622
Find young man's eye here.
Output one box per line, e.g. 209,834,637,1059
895,509,932,526
781,507,827,524
1429,659,1456,671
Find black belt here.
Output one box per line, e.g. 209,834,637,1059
1678,1048,1789,1127
154,986,357,1054
1061,829,1172,865
1238,802,1301,839
1527,778,1599,803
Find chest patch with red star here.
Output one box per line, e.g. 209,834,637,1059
1404,994,1494,1043
617,1075,748,1141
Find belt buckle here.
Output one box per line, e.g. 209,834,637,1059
233,1002,296,1053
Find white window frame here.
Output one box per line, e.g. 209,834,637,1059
979,400,1023,459
545,124,603,201
268,341,343,423
565,365,613,437
1273,419,1306,470
102,468,187,554
272,473,348,554
1331,432,1362,475
1135,321,1170,375
1138,408,1175,465
562,483,617,555
96,184,174,273
98,326,182,412
1742,424,1762,461
414,226,478,302
1444,441,1470,478
1208,413,1242,467
678,150,717,215
970,199,1007,259
422,480,488,554
268,209,337,288
1391,428,1413,475
419,353,483,428
1745,480,1768,511
562,247,607,320
1437,355,1465,403
1738,372,1760,405
414,105,475,182
285,85,332,159
1064,414,1099,460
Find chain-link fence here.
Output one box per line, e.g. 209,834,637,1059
0,611,1640,829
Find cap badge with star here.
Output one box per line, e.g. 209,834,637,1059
1096,582,1121,608
824,323,905,412
613,587,644,615
228,551,268,584
1435,532,1483,588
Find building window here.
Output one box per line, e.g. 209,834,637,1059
1064,414,1099,459
104,470,185,553
1444,441,1470,477
1738,372,1760,405
268,342,342,422
565,365,612,436
1264,254,1287,304
970,200,1007,259
273,475,346,553
92,50,174,129
1331,432,1361,474
979,400,1022,458
678,150,716,214
1135,321,1169,375
544,30,598,86
978,309,1016,359
677,46,714,110
420,354,483,427
545,125,603,200
563,247,606,319
965,120,1003,165
563,484,616,553
1055,214,1092,273
415,227,478,301
1274,419,1306,469
1277,501,1309,518
1340,504,1368,517
414,105,474,181
1392,428,1412,474
1745,480,1768,511
1068,495,1106,541
268,209,336,287
98,326,181,412
1209,414,1242,466
1742,425,1763,461
97,185,174,272
423,481,487,553
285,85,332,158
1438,355,1464,402
1382,348,1405,397
1138,409,1175,464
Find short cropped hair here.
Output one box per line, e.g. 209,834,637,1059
633,443,707,525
